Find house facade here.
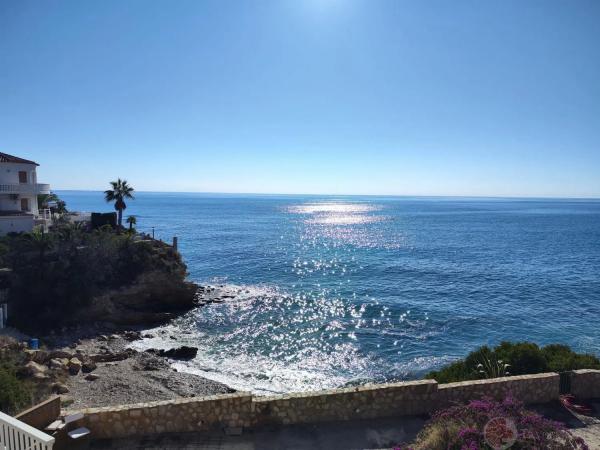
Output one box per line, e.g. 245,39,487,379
0,152,51,235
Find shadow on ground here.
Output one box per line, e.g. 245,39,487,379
89,416,426,450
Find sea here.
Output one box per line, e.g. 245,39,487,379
57,191,600,394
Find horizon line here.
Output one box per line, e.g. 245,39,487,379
52,189,600,201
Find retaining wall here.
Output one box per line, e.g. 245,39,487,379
76,392,252,439
71,372,571,439
253,379,437,426
570,369,600,399
15,396,61,430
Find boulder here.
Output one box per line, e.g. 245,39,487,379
97,335,109,342
24,349,49,364
85,373,100,381
49,350,73,360
22,361,48,378
82,360,97,373
52,383,69,394
90,349,135,363
123,331,142,341
49,358,69,371
68,357,82,375
146,346,198,360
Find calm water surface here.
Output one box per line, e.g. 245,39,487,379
58,192,600,393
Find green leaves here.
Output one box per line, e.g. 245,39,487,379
425,341,600,383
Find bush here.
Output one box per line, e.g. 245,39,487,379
0,367,31,415
426,341,600,383
396,395,588,450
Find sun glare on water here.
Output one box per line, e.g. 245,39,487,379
288,202,383,225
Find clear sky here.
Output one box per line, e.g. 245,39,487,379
1,0,599,197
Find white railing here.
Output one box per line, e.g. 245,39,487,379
0,184,51,195
37,209,51,221
0,411,55,450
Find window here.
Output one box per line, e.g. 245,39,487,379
20,198,29,211
18,171,27,183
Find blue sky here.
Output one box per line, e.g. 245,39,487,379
1,0,599,197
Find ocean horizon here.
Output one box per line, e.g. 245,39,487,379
57,191,600,394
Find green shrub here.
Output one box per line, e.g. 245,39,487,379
0,366,31,415
425,341,600,383
494,341,548,375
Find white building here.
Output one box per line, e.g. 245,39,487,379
0,152,51,235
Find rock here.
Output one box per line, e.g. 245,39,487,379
97,335,109,342
90,350,134,363
109,334,120,340
32,372,50,380
85,373,100,381
146,346,198,361
24,349,49,364
49,358,69,371
82,360,97,373
22,361,48,378
143,333,155,339
124,331,142,341
52,383,69,394
68,357,82,375
49,350,73,360
133,354,166,371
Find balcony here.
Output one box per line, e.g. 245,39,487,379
0,183,51,194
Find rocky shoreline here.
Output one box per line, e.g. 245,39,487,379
6,284,244,410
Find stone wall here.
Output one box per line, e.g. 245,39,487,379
69,372,569,439
75,392,252,439
570,369,600,399
436,373,559,409
253,379,437,426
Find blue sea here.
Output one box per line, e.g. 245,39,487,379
58,192,600,394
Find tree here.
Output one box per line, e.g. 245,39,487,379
126,215,137,231
37,192,67,214
104,179,135,228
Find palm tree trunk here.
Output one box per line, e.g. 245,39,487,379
118,209,123,227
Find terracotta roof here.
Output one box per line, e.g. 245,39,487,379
0,152,39,165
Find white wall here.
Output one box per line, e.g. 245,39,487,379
0,194,38,215
0,194,20,211
0,215,35,235
0,162,38,185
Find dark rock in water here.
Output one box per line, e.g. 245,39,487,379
123,331,142,341
146,346,198,360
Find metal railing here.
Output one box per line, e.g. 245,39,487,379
0,411,55,450
0,184,51,195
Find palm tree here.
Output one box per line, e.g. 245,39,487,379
126,215,137,231
104,179,135,228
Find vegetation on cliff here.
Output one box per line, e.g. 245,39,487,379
1,223,196,333
425,341,600,383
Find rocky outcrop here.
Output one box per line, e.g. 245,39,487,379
145,346,198,361
73,271,198,327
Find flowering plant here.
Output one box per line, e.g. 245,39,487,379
395,395,588,450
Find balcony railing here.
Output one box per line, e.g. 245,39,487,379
0,183,51,194
0,410,55,450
